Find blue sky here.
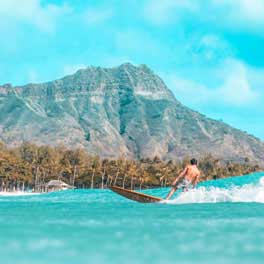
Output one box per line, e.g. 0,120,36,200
0,0,264,139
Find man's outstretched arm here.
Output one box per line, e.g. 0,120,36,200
165,167,188,200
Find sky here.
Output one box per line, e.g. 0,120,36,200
0,0,264,139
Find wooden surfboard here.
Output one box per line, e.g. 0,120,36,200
109,186,163,203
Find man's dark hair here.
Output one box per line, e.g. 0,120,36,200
190,158,198,165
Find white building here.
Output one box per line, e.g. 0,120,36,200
45,180,75,192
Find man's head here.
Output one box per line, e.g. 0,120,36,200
190,158,198,165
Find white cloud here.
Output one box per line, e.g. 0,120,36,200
163,58,260,107
143,0,197,25
213,0,264,24
185,34,233,64
143,0,264,32
217,59,258,105
210,0,264,32
199,35,226,50
0,0,70,32
83,7,113,25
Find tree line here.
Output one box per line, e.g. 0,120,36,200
0,141,261,192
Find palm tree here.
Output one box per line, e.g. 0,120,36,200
122,174,127,189
113,167,120,186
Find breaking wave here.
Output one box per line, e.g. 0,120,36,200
166,176,264,204
0,191,40,197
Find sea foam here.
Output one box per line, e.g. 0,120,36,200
0,192,40,197
166,176,264,204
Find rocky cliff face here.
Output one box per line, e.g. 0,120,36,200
0,63,263,164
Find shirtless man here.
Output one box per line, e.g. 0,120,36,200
165,158,201,200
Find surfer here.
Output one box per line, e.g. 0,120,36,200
165,158,200,200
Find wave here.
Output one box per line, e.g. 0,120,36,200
0,191,40,197
165,176,264,204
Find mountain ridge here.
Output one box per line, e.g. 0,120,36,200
0,63,263,165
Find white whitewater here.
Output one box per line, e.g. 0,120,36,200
166,177,264,204
0,191,40,196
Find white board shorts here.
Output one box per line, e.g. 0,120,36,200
174,178,193,190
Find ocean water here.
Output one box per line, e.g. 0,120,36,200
1,172,264,264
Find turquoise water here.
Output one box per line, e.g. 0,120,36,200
1,172,264,264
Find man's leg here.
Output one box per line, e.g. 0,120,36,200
165,186,177,200
183,181,193,192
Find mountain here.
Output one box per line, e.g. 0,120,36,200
0,63,264,165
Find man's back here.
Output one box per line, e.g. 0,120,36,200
184,165,200,182
165,158,200,200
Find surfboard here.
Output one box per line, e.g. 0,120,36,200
109,186,163,203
